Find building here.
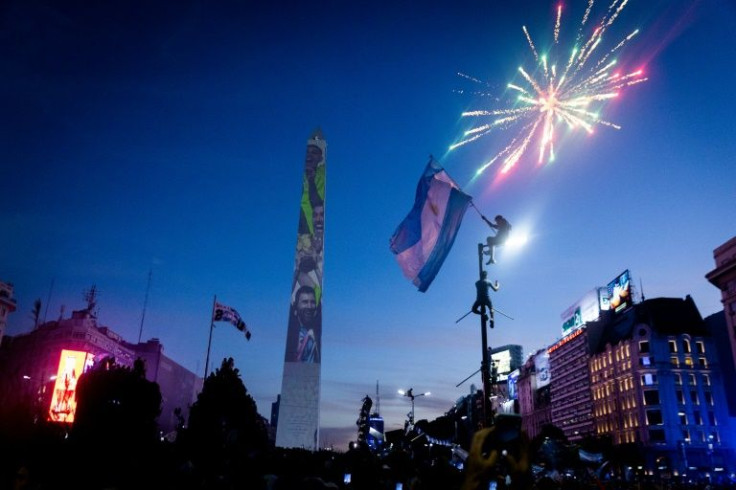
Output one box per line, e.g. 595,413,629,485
445,384,485,450
0,280,17,347
0,305,201,435
588,296,735,475
549,326,595,442
517,349,552,440
706,235,736,412
488,344,523,413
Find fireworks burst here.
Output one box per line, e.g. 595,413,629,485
451,0,647,178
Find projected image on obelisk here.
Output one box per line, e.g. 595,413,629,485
276,129,325,449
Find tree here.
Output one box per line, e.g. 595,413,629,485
30,298,41,329
182,357,269,486
71,357,162,487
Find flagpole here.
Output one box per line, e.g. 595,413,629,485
478,244,494,428
204,295,216,379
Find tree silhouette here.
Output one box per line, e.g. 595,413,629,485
30,298,41,329
71,357,162,487
182,357,268,487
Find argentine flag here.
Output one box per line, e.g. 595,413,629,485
390,159,471,292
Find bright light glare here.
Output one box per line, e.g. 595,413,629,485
398,389,405,395
506,231,529,249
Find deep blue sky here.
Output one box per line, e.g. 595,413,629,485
2,0,735,449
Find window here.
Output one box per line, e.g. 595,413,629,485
705,392,714,406
683,339,691,353
644,390,660,405
640,356,651,366
678,412,688,425
671,357,679,367
676,390,685,404
703,374,711,386
649,428,665,442
669,340,678,353
682,428,690,441
646,410,663,425
708,412,716,426
641,373,657,386
698,357,708,369
688,374,697,386
696,341,705,354
691,391,699,405
639,341,650,353
684,357,694,368
694,412,703,425
674,373,682,385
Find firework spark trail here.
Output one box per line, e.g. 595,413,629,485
522,26,540,61
452,0,646,178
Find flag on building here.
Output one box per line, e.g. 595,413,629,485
389,158,472,292
213,301,252,340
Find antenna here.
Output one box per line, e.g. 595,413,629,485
43,278,54,324
83,285,98,317
138,268,152,343
375,380,381,416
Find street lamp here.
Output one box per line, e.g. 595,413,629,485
398,388,430,426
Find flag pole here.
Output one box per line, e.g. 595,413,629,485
204,295,216,379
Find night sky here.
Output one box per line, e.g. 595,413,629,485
2,0,735,449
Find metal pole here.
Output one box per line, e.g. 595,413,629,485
478,243,493,428
204,295,216,379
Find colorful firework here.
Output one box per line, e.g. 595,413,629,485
451,0,647,178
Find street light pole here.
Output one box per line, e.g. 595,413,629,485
477,243,494,428
398,388,430,426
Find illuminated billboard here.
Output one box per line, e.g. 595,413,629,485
48,349,95,423
560,289,602,337
534,350,550,389
491,349,512,382
489,345,522,382
507,370,519,400
606,269,631,314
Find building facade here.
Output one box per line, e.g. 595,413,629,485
549,326,595,442
0,280,17,347
517,350,552,440
706,236,736,407
588,297,734,474
0,306,201,435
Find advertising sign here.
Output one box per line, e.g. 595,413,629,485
560,289,601,337
507,369,519,400
534,350,551,389
48,349,95,423
606,269,632,314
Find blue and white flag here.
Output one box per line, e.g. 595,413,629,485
213,301,252,340
389,159,471,292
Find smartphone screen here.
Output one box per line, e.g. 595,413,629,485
344,473,352,484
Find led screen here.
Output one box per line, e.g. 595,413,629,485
48,349,95,423
606,269,631,313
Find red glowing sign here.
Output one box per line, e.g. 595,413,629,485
48,349,95,423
